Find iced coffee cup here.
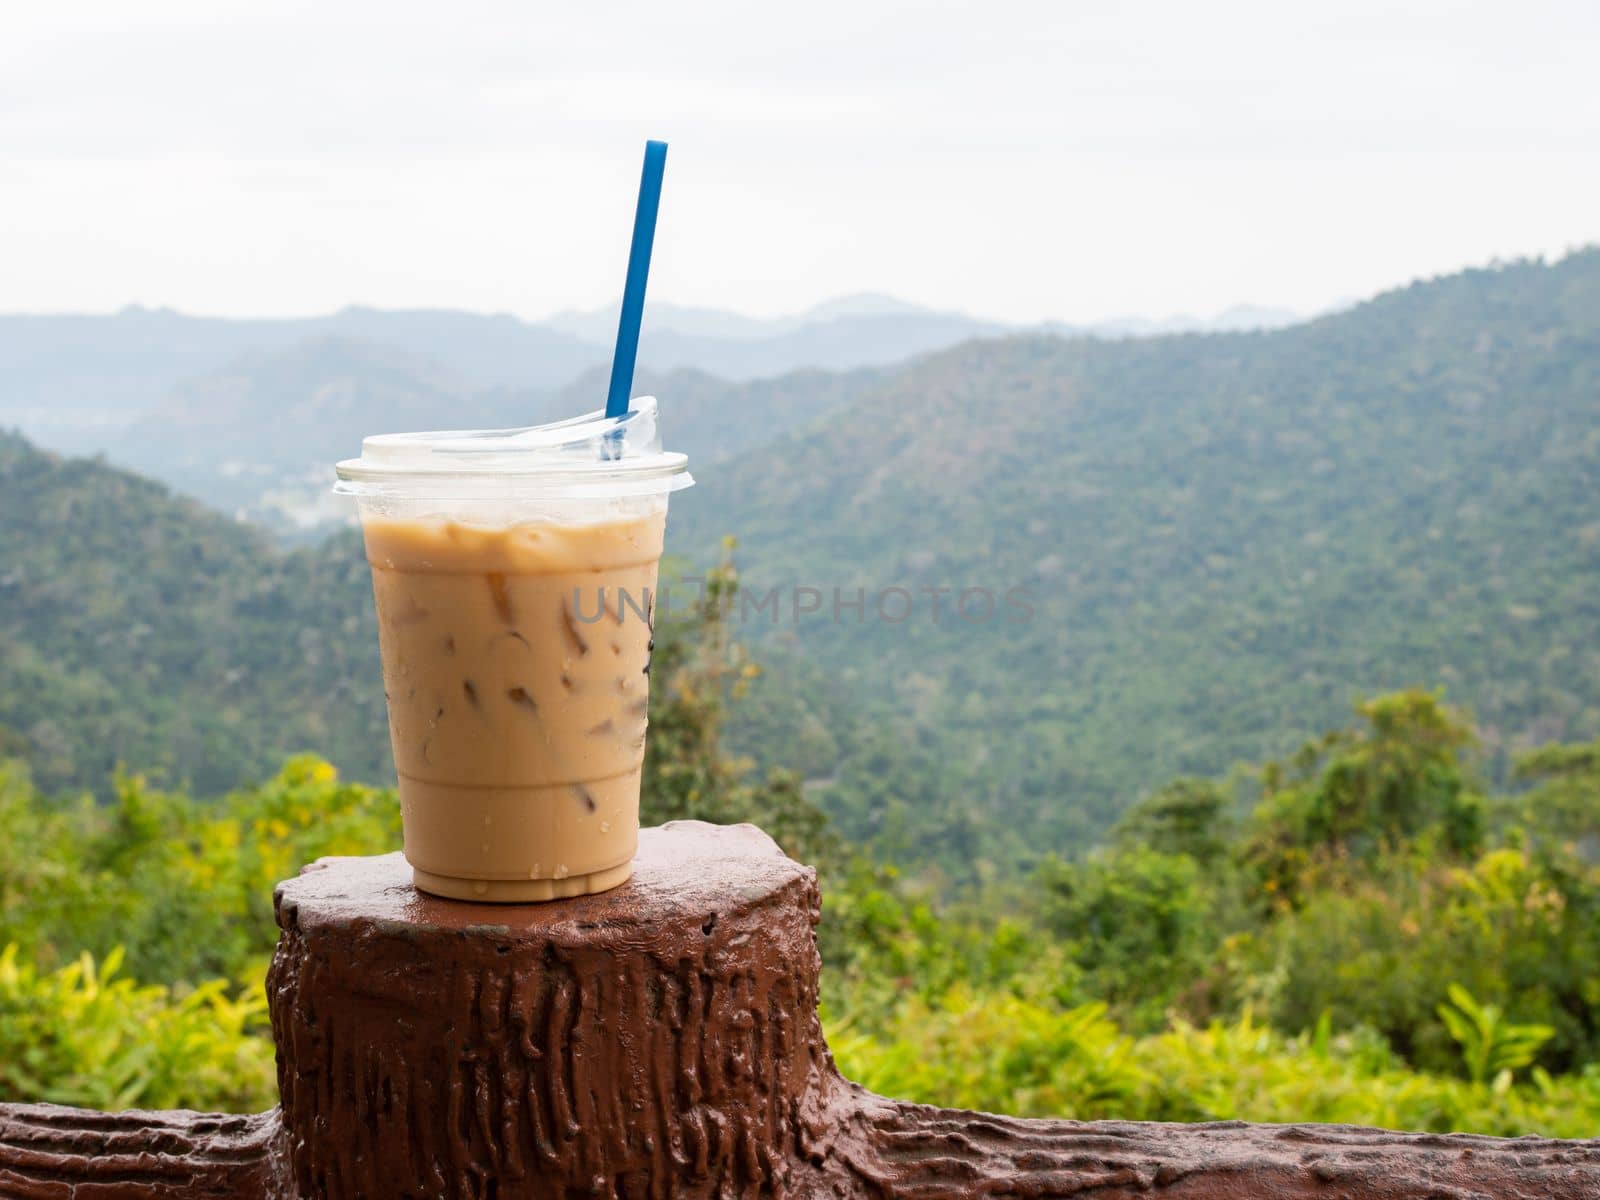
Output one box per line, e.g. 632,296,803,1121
334,397,691,901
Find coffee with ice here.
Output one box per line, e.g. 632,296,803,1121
335,399,690,901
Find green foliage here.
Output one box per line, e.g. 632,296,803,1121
0,944,273,1111
1244,690,1486,907
1253,843,1600,1073
0,754,400,983
3,681,1600,1132
1437,983,1556,1088
1514,736,1600,861
819,858,1052,1029
1039,846,1213,1029
829,991,1142,1117
824,690,1600,1121
1213,696,1558,1071
0,430,391,797
1112,777,1235,866
827,996,1600,1138
1121,1011,1600,1136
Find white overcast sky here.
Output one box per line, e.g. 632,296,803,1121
1,0,1596,324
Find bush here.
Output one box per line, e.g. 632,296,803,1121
828,991,1600,1137
0,943,274,1111
828,988,1143,1117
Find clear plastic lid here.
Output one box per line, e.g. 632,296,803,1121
333,396,692,498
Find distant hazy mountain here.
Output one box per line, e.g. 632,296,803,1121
316,307,601,389
1060,304,1304,338
544,295,1007,377
100,341,882,531
0,300,953,460
114,338,538,527
637,312,1005,378
0,296,1307,458
522,364,885,466
0,307,306,450
545,292,955,342
549,293,1304,367
803,293,936,321
0,306,598,455
0,288,1307,537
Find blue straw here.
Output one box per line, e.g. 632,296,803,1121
606,140,668,419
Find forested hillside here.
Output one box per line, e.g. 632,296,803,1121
672,251,1600,868
0,432,385,794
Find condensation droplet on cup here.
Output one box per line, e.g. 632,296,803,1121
599,820,611,834
472,881,488,896
554,864,570,879
480,843,490,854
528,863,542,879
483,815,492,826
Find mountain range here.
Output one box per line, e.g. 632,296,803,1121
0,254,1592,876
669,251,1600,863
0,293,1300,530
111,342,883,529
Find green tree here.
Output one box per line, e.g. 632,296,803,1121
643,543,838,871
1039,845,1213,1029
1245,690,1485,906
1514,738,1600,862
1113,777,1236,866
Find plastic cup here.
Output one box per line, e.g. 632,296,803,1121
334,398,691,901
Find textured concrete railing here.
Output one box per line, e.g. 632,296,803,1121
3,822,1598,1198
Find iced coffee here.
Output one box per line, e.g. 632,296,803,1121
335,398,690,900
